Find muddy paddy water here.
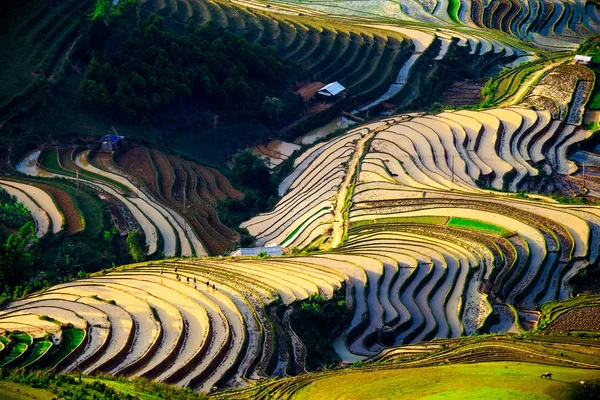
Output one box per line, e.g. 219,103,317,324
249,116,356,168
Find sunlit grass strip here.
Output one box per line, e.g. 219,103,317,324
38,328,85,370
350,216,449,229
446,217,514,237
447,0,460,23
280,207,332,248
14,340,52,369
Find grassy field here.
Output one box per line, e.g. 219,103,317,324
447,217,514,237
291,362,597,400
0,382,55,400
350,216,449,229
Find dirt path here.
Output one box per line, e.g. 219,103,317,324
500,58,568,106
330,122,392,248
283,308,307,375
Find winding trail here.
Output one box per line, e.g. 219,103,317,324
331,122,392,248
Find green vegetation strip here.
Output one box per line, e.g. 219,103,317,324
280,207,331,246
36,328,85,370
447,0,460,23
13,340,52,368
40,150,131,194
350,216,449,229
446,217,514,237
0,344,28,367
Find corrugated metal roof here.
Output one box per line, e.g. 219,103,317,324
318,81,345,96
100,135,124,144
230,246,283,257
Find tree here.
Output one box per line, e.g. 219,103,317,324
0,222,38,288
127,229,148,262
231,151,272,191
262,96,284,120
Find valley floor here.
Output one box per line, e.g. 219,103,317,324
285,362,597,400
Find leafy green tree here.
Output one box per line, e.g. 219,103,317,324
0,222,38,288
127,229,148,262
262,96,284,120
231,151,272,192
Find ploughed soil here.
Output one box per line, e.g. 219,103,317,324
544,306,600,333
294,81,325,103
442,79,486,107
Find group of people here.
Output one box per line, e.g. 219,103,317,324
159,267,216,290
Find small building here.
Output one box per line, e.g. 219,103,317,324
230,245,283,257
98,134,125,152
574,55,592,65
318,81,346,97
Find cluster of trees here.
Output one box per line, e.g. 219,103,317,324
127,229,148,262
0,188,39,301
290,292,351,370
216,151,278,246
0,186,137,306
79,6,295,124
0,188,32,228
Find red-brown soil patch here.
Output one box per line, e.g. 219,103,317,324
544,306,600,333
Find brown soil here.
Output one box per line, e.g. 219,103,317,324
114,147,159,195
207,167,243,200
148,149,175,201
294,81,324,103
33,182,83,235
442,79,486,107
544,306,600,333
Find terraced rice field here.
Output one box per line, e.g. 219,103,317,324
133,0,534,115
2,0,600,395
9,146,242,256
270,0,600,53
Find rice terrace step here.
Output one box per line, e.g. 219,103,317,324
0,0,600,398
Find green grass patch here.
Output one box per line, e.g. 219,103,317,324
13,340,52,368
280,207,330,246
47,181,103,238
0,343,28,367
0,381,56,400
447,0,460,23
36,328,84,370
9,333,33,346
447,217,513,237
291,362,600,400
38,315,59,324
350,216,449,229
50,148,132,194
39,150,64,175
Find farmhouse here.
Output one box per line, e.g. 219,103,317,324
318,81,346,97
574,55,592,65
98,134,125,152
230,245,283,257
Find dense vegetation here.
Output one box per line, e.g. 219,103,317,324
79,6,299,126
290,292,352,370
0,368,207,400
216,151,282,245
0,186,132,306
579,37,600,110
